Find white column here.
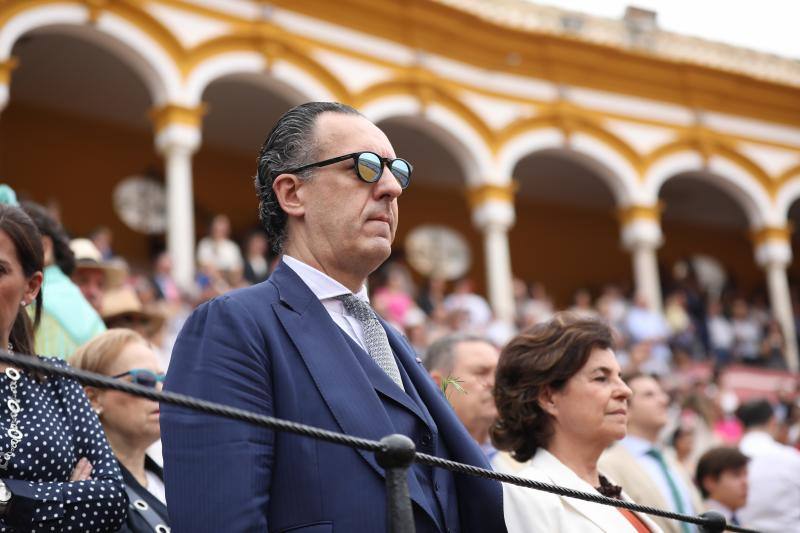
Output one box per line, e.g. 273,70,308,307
151,105,203,292
754,228,798,372
470,185,516,324
620,205,664,313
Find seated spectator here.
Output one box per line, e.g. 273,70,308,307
22,201,106,358
494,313,662,532
443,277,492,331
89,225,115,260
0,203,126,531
665,291,696,354
736,399,800,532
242,230,271,285
706,300,733,365
150,251,182,306
424,334,499,460
70,329,169,533
196,214,243,283
599,373,704,533
518,281,554,328
695,447,749,527
596,284,628,330
569,288,598,319
758,319,786,369
101,286,167,360
730,298,761,363
372,263,415,327
625,294,672,375
70,238,126,314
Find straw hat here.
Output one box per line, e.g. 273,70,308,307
70,238,127,288
101,286,165,334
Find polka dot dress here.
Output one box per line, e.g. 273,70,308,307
0,358,126,532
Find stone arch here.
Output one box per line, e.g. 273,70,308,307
643,142,774,227
496,117,640,205
0,1,182,104
775,164,800,220
183,35,350,106
357,88,494,186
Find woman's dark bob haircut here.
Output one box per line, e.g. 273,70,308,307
491,312,614,462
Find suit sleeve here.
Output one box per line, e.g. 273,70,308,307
161,295,274,533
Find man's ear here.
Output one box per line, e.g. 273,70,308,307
429,370,444,388
272,173,306,217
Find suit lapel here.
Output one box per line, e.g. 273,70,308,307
270,264,437,524
534,449,637,533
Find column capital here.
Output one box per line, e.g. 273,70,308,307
619,203,663,251
617,202,663,226
753,225,793,268
151,104,205,154
0,58,18,86
466,182,516,209
471,199,515,231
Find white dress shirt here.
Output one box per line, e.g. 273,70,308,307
619,436,697,519
738,430,800,533
282,255,371,352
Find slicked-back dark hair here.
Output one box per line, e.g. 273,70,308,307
254,101,361,255
491,312,614,462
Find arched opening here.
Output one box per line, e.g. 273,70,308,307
509,148,629,307
375,116,481,287
658,173,758,299
1,29,156,266
194,73,302,241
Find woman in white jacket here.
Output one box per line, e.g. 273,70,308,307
492,312,664,533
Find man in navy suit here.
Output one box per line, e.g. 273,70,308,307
161,102,506,533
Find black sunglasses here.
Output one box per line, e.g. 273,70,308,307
276,151,412,189
112,369,166,389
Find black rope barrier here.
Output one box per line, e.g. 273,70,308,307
0,351,758,533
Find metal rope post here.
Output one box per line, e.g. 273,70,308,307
698,511,727,533
375,434,416,533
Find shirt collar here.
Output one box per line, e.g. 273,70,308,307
704,499,735,520
620,435,657,457
282,255,369,303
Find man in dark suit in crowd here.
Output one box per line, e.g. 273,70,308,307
161,102,506,533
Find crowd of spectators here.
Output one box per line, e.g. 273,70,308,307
6,190,800,531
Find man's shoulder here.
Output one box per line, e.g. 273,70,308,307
193,279,280,320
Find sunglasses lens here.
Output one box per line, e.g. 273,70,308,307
357,152,383,182
390,159,411,188
129,370,161,389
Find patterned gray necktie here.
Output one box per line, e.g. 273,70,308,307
337,294,404,390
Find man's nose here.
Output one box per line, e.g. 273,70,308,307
374,165,403,199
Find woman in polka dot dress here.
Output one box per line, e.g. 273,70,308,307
0,203,126,532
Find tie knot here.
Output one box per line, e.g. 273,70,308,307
337,294,374,321
646,448,664,461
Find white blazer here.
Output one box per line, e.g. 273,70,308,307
504,448,664,533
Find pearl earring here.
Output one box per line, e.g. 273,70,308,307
20,300,27,307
